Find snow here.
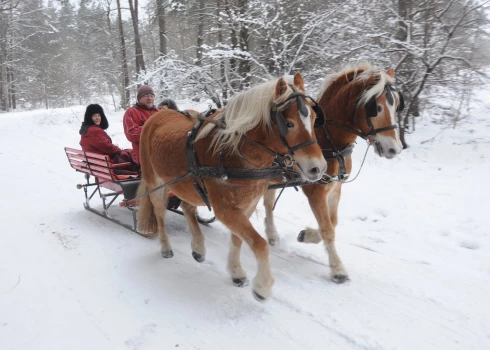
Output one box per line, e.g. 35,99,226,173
1,97,489,350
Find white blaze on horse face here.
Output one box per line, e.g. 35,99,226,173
299,105,313,135
373,90,403,159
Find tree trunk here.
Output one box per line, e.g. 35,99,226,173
225,0,238,91
156,0,167,56
7,63,14,109
116,0,130,108
128,0,146,75
396,0,410,149
106,2,124,109
238,0,250,88
0,11,7,111
217,0,227,102
196,0,205,66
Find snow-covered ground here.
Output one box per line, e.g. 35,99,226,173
0,97,489,350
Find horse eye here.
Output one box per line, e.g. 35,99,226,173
377,105,382,113
286,121,295,128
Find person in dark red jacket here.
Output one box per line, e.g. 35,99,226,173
123,85,159,164
79,104,122,157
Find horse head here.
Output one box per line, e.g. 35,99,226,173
268,72,327,181
353,67,404,159
200,72,326,182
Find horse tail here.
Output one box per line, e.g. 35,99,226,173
137,180,158,238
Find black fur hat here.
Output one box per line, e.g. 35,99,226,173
80,104,109,135
158,98,179,111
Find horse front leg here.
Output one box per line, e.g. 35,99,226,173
301,183,349,283
218,208,274,302
180,201,206,262
263,189,280,245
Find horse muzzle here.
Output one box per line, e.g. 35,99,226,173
372,135,402,159
295,157,327,182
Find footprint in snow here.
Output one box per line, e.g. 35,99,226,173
459,241,480,250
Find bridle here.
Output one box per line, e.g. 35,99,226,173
242,87,325,168
323,84,404,142
313,84,405,182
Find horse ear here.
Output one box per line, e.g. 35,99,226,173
275,77,288,98
386,68,395,78
293,72,305,91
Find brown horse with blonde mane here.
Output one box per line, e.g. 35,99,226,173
264,63,404,283
137,73,326,301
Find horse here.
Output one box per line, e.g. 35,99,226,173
263,63,404,283
137,72,327,301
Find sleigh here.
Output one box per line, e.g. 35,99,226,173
64,147,215,235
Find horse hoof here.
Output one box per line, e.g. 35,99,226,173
232,277,249,288
192,251,205,263
332,274,349,284
161,250,174,258
253,291,266,302
268,238,277,246
297,230,306,242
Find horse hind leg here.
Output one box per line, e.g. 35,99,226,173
180,201,206,262
263,189,280,246
148,186,173,258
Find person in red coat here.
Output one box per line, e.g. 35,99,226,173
79,104,122,157
123,85,159,164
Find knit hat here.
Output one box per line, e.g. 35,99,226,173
137,85,154,101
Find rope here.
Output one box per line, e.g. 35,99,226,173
344,143,371,184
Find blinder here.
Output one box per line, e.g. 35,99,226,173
296,95,309,117
275,110,289,137
364,96,378,118
312,104,325,128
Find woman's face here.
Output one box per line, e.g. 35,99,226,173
92,113,101,125
158,105,169,111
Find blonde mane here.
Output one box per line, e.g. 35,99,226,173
196,78,296,154
318,62,394,107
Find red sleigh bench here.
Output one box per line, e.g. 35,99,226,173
64,147,214,235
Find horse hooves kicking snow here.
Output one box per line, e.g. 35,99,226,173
192,251,205,262
232,278,249,287
253,291,266,302
161,250,174,258
332,274,349,284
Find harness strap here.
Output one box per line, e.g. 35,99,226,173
122,171,193,203
322,144,354,160
195,165,284,181
325,119,369,140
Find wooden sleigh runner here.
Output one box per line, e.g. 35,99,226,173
64,147,215,235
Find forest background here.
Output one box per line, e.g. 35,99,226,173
1,0,490,146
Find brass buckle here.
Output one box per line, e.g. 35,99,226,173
283,154,294,168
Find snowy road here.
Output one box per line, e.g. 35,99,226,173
1,105,489,350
